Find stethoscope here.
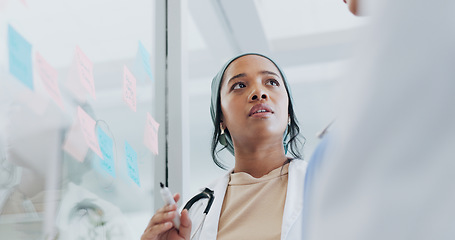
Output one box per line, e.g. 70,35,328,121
182,187,215,239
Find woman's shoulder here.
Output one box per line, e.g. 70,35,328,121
205,169,232,189
186,169,231,200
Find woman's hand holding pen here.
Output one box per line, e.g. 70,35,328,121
141,193,192,240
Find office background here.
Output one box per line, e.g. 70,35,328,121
0,0,364,239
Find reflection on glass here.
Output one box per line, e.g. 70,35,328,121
1,1,155,239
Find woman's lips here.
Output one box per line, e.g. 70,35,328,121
249,103,274,117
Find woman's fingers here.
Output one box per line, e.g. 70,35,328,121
141,222,173,240
173,193,180,203
140,192,184,240
143,204,178,232
152,205,178,225
166,209,192,240
178,209,192,239
141,206,177,240
148,221,173,234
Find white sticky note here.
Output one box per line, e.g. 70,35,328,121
144,112,160,155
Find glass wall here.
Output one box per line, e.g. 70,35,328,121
0,1,157,239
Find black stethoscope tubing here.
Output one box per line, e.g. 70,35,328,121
183,188,214,214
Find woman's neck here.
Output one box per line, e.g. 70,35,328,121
233,142,288,178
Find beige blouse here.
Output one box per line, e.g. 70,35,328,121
217,163,289,240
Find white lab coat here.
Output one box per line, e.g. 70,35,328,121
305,0,455,239
184,159,307,240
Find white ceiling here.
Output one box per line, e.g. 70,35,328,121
187,0,366,82
1,0,366,84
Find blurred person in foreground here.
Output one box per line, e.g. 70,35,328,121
304,0,455,239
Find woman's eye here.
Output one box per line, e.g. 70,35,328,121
266,79,280,86
233,82,246,90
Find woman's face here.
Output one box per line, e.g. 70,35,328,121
219,55,289,146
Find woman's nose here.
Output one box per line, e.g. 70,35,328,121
251,93,267,101
250,88,268,101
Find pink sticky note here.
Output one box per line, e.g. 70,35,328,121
35,52,64,109
77,106,102,158
144,112,160,155
63,119,89,162
65,60,88,102
0,0,8,11
123,65,137,112
75,46,96,99
18,90,49,116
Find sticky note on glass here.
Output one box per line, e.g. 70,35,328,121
77,106,102,158
18,90,49,116
36,52,64,109
144,112,160,155
0,0,8,11
63,119,89,162
8,24,33,90
75,46,96,99
66,60,88,103
125,141,140,187
96,127,115,177
137,41,154,81
123,65,137,112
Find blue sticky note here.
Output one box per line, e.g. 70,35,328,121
125,141,140,187
96,127,116,177
137,41,154,81
8,25,33,90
